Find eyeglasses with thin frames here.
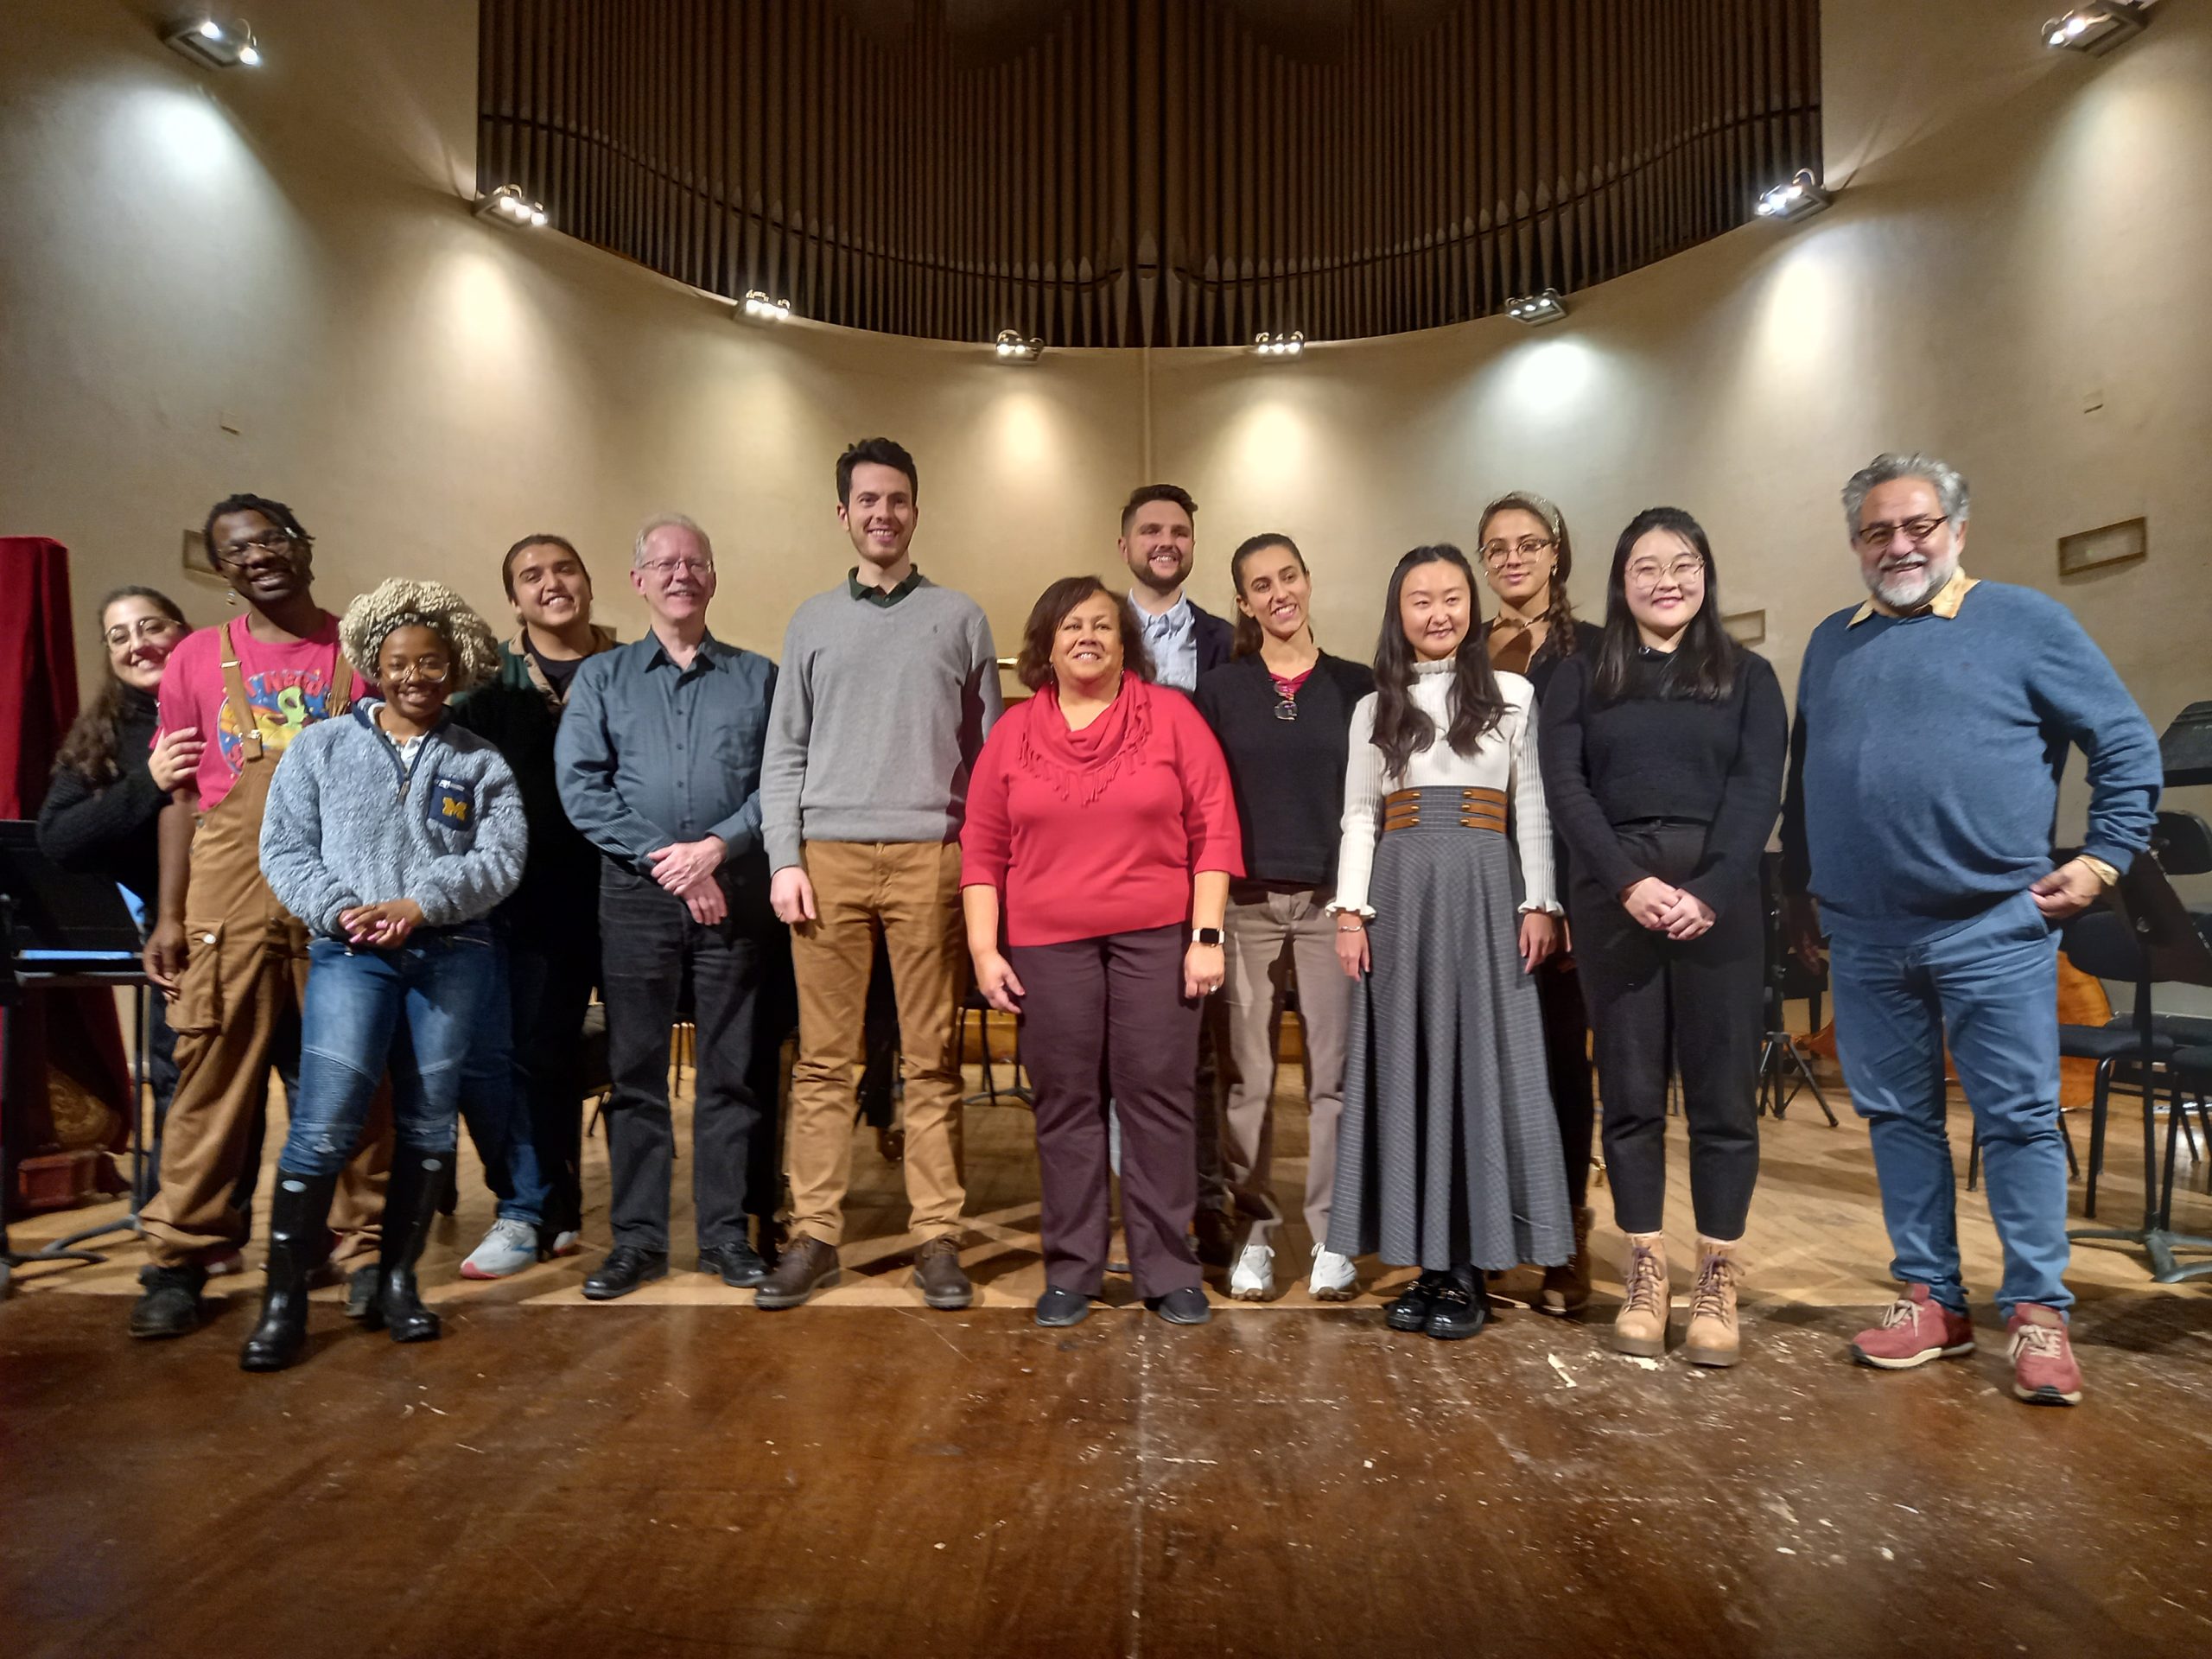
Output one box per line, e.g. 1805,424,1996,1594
1480,537,1556,569
214,530,301,566
639,557,714,579
1855,515,1949,551
105,616,185,648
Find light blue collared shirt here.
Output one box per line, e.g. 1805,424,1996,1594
1136,594,1199,691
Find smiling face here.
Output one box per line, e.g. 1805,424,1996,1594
1234,544,1312,645
1397,559,1474,661
377,623,453,727
1051,591,1127,691
208,508,312,608
1853,475,1966,611
1120,499,1195,597
631,523,717,627
1478,507,1560,609
1622,528,1707,641
102,594,188,693
838,461,918,571
508,540,593,634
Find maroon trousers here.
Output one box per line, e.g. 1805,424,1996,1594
1009,923,1203,1300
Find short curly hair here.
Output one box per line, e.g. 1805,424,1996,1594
339,579,501,695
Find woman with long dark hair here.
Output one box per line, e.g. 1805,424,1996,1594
1538,507,1786,1368
1477,491,1603,1315
1328,545,1567,1341
1193,535,1374,1301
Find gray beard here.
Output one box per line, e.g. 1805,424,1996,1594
1866,550,1958,612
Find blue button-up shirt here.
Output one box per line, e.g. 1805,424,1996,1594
555,630,777,869
1136,594,1199,691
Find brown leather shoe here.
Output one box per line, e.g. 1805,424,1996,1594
1538,1206,1595,1317
753,1234,840,1310
913,1236,973,1310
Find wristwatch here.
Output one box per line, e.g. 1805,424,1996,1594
1191,926,1224,946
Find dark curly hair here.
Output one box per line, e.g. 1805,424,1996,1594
1014,575,1155,690
201,493,314,570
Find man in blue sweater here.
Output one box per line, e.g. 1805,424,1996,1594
1782,452,2160,1408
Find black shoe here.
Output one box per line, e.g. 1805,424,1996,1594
363,1149,447,1342
1385,1271,1449,1332
697,1241,768,1289
1424,1275,1490,1341
342,1265,380,1321
1034,1287,1091,1327
241,1171,340,1372
128,1264,207,1339
1192,1207,1236,1268
1150,1286,1212,1325
753,1236,841,1310
582,1245,670,1300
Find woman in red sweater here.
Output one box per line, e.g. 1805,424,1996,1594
962,575,1243,1328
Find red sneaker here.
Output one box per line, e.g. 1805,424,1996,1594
1849,1284,1976,1370
2005,1305,2084,1406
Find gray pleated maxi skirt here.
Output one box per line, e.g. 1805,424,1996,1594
1326,793,1573,1272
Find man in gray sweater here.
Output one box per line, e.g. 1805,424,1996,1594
756,438,1004,1311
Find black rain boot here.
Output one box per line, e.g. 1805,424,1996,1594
366,1147,447,1344
239,1170,340,1372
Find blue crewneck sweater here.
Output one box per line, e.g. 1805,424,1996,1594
1781,580,2159,944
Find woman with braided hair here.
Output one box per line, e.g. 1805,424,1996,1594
241,579,527,1371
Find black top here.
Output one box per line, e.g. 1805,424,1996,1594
1517,619,1605,703
35,685,167,909
530,643,585,697
1192,651,1376,888
1536,646,1788,909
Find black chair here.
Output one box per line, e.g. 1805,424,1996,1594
953,989,1032,1107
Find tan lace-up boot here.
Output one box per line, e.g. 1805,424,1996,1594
1682,1236,1743,1368
1612,1230,1669,1357
1538,1205,1594,1316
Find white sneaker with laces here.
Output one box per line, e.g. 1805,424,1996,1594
1229,1240,1274,1301
1308,1244,1357,1301
460,1217,540,1281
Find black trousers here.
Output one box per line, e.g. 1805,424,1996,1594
1573,823,1762,1240
1534,957,1596,1210
599,856,776,1253
508,922,601,1238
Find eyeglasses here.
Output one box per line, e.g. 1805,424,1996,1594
639,556,714,579
105,616,185,648
1480,537,1556,568
1854,515,1950,551
1626,558,1705,588
383,659,450,686
213,530,301,565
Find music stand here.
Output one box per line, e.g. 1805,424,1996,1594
0,821,153,1298
2064,826,2212,1283
1757,851,1838,1124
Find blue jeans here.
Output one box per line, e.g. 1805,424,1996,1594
1827,890,2070,1318
281,928,498,1179
455,930,552,1227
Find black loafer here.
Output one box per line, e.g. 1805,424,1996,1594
1425,1278,1490,1341
697,1242,768,1288
582,1245,669,1300
1150,1286,1212,1325
1035,1287,1091,1327
1385,1271,1447,1332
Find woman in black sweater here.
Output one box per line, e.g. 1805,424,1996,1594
1539,508,1786,1370
1193,534,1374,1303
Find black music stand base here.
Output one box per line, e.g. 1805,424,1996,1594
2069,1066,2212,1284
1756,1030,1840,1126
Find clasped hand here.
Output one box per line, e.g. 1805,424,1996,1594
650,836,728,925
1622,876,1714,941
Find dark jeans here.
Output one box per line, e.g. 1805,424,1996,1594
457,920,598,1236
1535,956,1595,1210
1573,823,1762,1240
454,931,555,1228
599,858,775,1254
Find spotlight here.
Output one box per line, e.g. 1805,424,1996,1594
994,328,1043,363
2044,3,2152,54
474,184,548,230
163,16,262,69
1753,168,1831,223
1253,331,1305,358
1504,289,1567,327
739,289,792,322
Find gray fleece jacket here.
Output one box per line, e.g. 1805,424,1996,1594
260,702,528,937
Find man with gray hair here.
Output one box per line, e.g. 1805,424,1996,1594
1782,452,2159,1406
556,512,782,1300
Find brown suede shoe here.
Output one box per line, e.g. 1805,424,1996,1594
913,1236,974,1311
753,1234,841,1310
1538,1206,1594,1317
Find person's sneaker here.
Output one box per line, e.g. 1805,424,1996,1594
1192,1208,1236,1269
753,1235,840,1310
343,1265,380,1321
1150,1286,1212,1325
1385,1271,1447,1332
1229,1241,1274,1301
912,1236,973,1310
697,1240,769,1289
582,1245,669,1301
1848,1283,1976,1370
544,1229,583,1259
127,1264,206,1338
1035,1287,1090,1327
1308,1245,1357,1301
460,1218,541,1281
2006,1305,2084,1406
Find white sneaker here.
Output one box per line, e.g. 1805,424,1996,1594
546,1229,583,1258
1229,1241,1274,1301
1308,1244,1357,1301
459,1217,540,1280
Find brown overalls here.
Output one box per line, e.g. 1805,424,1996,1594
140,617,390,1270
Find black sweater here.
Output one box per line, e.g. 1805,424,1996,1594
35,686,168,908
1536,646,1788,909
1192,651,1376,889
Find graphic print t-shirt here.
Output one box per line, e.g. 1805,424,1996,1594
156,614,345,811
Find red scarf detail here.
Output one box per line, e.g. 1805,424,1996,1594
1015,677,1156,805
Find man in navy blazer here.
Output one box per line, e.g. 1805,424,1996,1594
1119,483,1232,691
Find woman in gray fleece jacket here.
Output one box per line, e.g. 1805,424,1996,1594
241,580,527,1372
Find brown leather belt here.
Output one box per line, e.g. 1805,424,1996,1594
1382,785,1507,834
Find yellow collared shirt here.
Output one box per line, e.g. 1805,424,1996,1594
1849,565,1980,626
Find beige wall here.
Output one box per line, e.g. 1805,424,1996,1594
5,0,2209,822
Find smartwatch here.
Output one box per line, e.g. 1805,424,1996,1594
1191,926,1224,946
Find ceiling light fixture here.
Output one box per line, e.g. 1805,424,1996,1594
739,289,792,322
1753,168,1831,223
1253,330,1305,358
162,15,262,70
994,328,1043,363
474,184,548,229
1504,289,1568,327
2044,3,2152,54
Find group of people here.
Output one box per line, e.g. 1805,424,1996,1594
37,442,2160,1406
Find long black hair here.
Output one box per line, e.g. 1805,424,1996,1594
1591,506,1739,703
54,586,189,783
1369,544,1506,779
1228,531,1311,660
1477,489,1583,658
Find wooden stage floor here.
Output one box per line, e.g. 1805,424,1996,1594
5,1061,2212,1657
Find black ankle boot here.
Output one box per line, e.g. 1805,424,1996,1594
365,1148,447,1344
240,1170,340,1372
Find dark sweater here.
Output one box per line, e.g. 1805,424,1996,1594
1538,645,1788,909
1781,580,2159,944
1192,651,1375,888
35,686,166,908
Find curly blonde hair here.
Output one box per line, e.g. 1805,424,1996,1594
340,579,501,695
